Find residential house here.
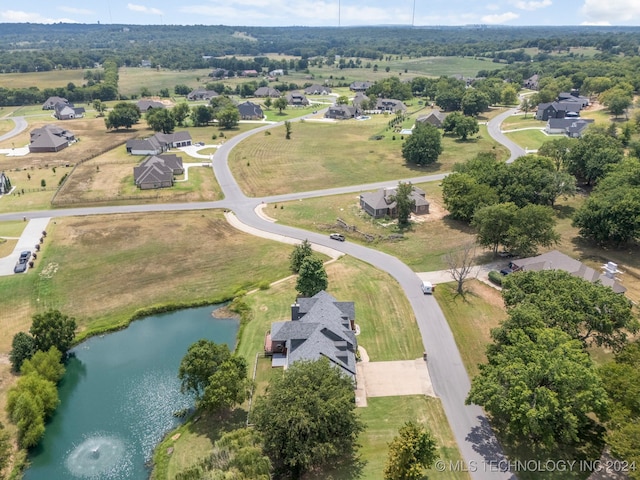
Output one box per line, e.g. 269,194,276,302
137,100,166,112
360,186,430,219
352,92,369,109
28,124,75,153
304,84,332,95
416,111,447,128
187,89,219,101
54,102,85,120
241,69,259,77
126,131,192,155
376,98,407,113
286,91,310,106
133,154,184,190
558,91,590,108
523,74,539,90
545,118,594,137
254,86,281,98
350,81,373,92
535,101,582,121
325,105,359,120
140,60,152,68
264,290,357,381
209,68,230,78
269,69,284,77
237,101,264,120
0,172,11,195
42,96,68,110
510,250,626,294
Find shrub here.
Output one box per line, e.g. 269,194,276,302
488,271,503,286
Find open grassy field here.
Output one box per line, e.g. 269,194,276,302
500,114,543,130
229,116,507,197
504,128,548,151
118,67,213,97
263,105,318,122
0,70,87,89
0,119,14,135
0,165,74,213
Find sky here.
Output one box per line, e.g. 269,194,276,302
1,0,639,27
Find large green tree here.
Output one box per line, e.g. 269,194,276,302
472,202,517,255
216,105,240,129
566,131,624,185
178,340,232,398
442,112,480,140
252,358,364,478
401,123,442,166
171,102,191,126
442,173,499,222
20,347,65,383
146,108,175,134
30,310,76,355
461,89,490,116
190,105,214,126
467,327,609,451
295,256,328,297
392,182,415,227
384,422,438,480
289,239,313,274
9,332,35,372
273,96,288,114
7,391,45,449
104,102,141,130
502,204,559,257
200,356,250,413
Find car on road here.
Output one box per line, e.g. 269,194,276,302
421,281,435,294
329,233,345,241
14,262,27,274
19,250,31,262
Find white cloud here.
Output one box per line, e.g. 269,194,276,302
127,3,164,16
581,0,640,23
0,9,76,23
512,0,552,11
581,20,611,25
481,11,519,23
486,4,501,11
58,6,94,15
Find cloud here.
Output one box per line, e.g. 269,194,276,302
481,11,519,23
581,0,640,23
58,6,94,15
0,9,76,23
581,20,611,25
127,3,164,15
512,0,552,10
486,4,501,11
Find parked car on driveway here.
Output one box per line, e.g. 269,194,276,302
329,233,345,241
19,250,31,262
14,262,27,274
500,268,513,276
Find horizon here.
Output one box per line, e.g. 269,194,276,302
1,1,639,28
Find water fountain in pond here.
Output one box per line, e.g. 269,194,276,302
65,434,129,478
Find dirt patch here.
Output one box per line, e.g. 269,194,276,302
467,279,504,310
358,359,435,398
212,305,239,319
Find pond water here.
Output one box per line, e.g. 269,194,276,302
23,305,239,480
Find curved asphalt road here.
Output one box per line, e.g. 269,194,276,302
0,108,522,479
0,116,28,143
486,108,526,163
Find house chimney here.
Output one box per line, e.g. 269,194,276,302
291,303,300,321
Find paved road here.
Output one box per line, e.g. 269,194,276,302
0,106,518,479
0,116,28,143
486,108,526,163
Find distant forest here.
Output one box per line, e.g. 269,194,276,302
0,23,639,73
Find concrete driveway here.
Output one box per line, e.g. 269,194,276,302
0,217,51,276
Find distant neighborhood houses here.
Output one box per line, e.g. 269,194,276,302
416,111,447,128
42,96,85,120
187,89,219,101
375,98,407,114
286,91,309,106
325,104,360,120
137,99,167,112
254,86,281,98
545,118,594,137
523,74,539,90
237,101,264,120
133,154,184,190
350,81,373,92
303,84,332,95
264,290,358,381
126,131,192,155
28,124,75,153
360,186,430,219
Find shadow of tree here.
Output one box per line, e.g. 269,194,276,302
303,452,366,480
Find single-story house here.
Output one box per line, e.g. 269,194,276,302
264,290,357,381
187,89,219,101
241,69,259,77
304,84,332,95
0,172,11,195
54,102,85,120
269,69,284,77
133,154,184,190
28,124,75,153
42,96,68,110
545,118,594,138
237,101,264,120
510,250,626,294
286,91,309,106
137,100,166,112
325,105,359,120
416,111,447,128
350,81,373,92
352,92,369,108
376,98,407,113
126,131,192,155
209,68,230,78
360,186,430,219
254,86,281,98
523,74,539,90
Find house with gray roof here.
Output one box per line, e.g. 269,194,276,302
28,124,75,153
254,86,281,98
304,84,332,95
325,105,359,120
133,154,183,190
350,81,372,92
126,131,192,155
360,186,429,219
376,98,407,113
286,91,309,106
545,118,593,137
54,102,85,120
237,101,264,120
137,99,166,112
42,96,68,110
265,290,357,381
352,92,369,109
523,74,539,90
510,250,626,294
187,89,219,101
416,111,447,128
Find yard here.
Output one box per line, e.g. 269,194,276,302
503,128,548,151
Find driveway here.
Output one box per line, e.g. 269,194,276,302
0,217,50,276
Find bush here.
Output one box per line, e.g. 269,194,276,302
257,280,271,290
488,270,503,286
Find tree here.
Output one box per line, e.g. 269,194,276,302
7,390,45,449
200,356,250,413
600,87,633,118
441,173,499,222
263,97,272,109
295,256,328,297
384,422,438,480
401,123,442,166
566,131,624,185
467,327,608,451
501,270,637,351
273,96,288,114
502,204,559,257
461,89,490,116
520,97,532,118
500,85,518,105
9,332,35,372
391,182,415,227
538,137,577,171
104,102,141,130
444,243,477,296
217,105,240,129
289,239,313,273
174,84,191,95
171,102,191,126
472,203,517,255
0,422,10,475
178,339,232,399
30,310,76,355
252,358,364,478
8,373,59,418
190,104,214,126
336,95,349,105
443,112,479,140
146,108,175,134
92,99,106,117
20,347,65,383
284,120,292,139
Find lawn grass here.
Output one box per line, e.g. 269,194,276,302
434,280,507,378
229,116,507,197
0,119,14,135
0,165,74,213
500,114,544,130
0,70,87,90
0,220,27,237
358,396,471,480
263,105,317,122
268,180,479,272
117,67,213,97
504,128,548,151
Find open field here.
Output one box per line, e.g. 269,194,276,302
0,119,14,135
118,67,213,97
0,70,87,89
500,115,543,129
0,165,73,213
229,116,507,197
504,128,548,151
263,105,318,122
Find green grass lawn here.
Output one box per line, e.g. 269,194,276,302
263,105,317,122
504,128,548,151
0,220,27,237
500,115,544,130
117,67,213,97
0,70,87,90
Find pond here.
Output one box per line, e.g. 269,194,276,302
23,305,239,480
